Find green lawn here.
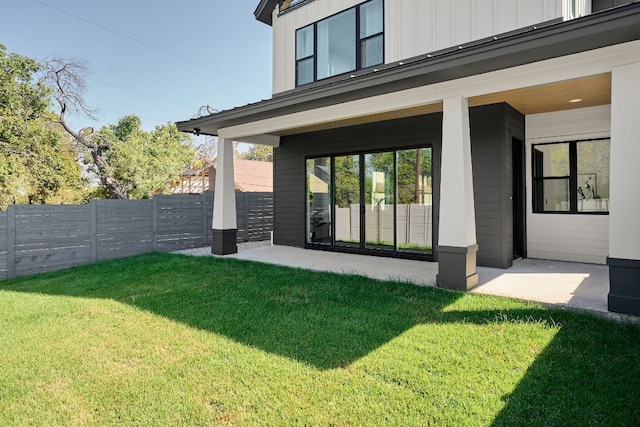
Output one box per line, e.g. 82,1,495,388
1,253,639,426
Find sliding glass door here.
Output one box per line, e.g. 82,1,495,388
334,155,360,247
306,147,433,257
364,152,395,250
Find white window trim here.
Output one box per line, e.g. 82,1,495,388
563,0,592,20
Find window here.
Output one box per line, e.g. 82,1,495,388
295,0,383,86
306,147,433,255
532,139,610,213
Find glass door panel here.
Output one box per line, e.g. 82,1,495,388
334,155,360,246
364,152,394,249
306,157,331,244
396,148,433,253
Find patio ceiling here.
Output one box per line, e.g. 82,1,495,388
276,73,612,136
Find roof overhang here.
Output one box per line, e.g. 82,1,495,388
178,2,640,139
254,0,278,26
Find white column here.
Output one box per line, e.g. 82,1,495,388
439,96,477,248
437,96,478,290
610,62,640,260
608,61,640,315
212,136,237,254
213,137,237,230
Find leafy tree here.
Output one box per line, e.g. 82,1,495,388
0,45,83,209
42,57,195,199
93,115,195,199
238,144,273,162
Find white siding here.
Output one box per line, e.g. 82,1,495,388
272,0,563,93
525,105,611,264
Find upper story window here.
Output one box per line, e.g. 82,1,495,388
296,0,384,86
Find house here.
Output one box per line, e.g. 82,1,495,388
170,159,273,194
177,0,640,315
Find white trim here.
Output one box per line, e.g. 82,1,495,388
219,41,640,140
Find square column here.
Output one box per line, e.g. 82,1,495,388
608,62,640,315
212,137,237,255
437,96,478,290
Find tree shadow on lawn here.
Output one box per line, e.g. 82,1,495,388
2,253,639,424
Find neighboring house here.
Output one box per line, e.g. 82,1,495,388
170,159,273,194
177,0,640,315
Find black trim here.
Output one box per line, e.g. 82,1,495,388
436,245,479,291
532,138,610,215
212,229,238,255
294,0,384,87
304,144,435,260
608,256,640,315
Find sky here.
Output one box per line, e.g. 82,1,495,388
1,0,273,136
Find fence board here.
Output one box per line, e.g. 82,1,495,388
1,192,272,277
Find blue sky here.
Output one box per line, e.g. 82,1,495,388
1,0,273,133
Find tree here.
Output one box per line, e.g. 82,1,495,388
41,57,195,199
94,115,195,198
0,45,83,209
238,144,273,162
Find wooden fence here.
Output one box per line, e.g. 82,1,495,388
335,204,433,247
0,192,273,279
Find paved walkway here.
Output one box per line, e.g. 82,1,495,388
176,243,636,322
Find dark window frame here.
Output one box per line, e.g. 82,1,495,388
532,138,610,215
304,144,434,261
295,0,384,87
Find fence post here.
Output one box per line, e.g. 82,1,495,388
152,196,158,252
90,200,98,262
7,205,15,278
201,192,208,246
244,192,250,242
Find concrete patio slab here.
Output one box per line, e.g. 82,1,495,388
175,243,637,322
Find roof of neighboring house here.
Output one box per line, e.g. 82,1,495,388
232,159,273,192
178,3,640,137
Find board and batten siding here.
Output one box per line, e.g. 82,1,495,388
272,0,562,94
525,105,611,264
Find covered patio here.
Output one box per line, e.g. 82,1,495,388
177,242,636,322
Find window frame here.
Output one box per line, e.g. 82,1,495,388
532,138,610,215
304,144,434,260
295,0,384,87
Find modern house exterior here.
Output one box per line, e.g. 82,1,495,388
177,0,640,315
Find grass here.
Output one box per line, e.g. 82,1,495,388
1,253,639,426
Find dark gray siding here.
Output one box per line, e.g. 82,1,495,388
273,104,523,268
592,0,634,12
274,115,443,248
470,104,524,268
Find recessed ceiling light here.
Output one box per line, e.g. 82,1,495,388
569,98,583,103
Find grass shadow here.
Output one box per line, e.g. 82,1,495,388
0,253,463,369
1,253,639,424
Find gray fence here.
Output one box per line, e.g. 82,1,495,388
0,192,273,279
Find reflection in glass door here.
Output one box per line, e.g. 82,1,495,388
364,152,394,249
306,158,331,244
305,147,432,257
334,155,360,246
396,148,432,252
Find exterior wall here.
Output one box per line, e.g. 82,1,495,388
525,105,611,264
592,0,635,12
273,104,520,268
470,103,525,268
273,114,443,248
272,0,562,94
